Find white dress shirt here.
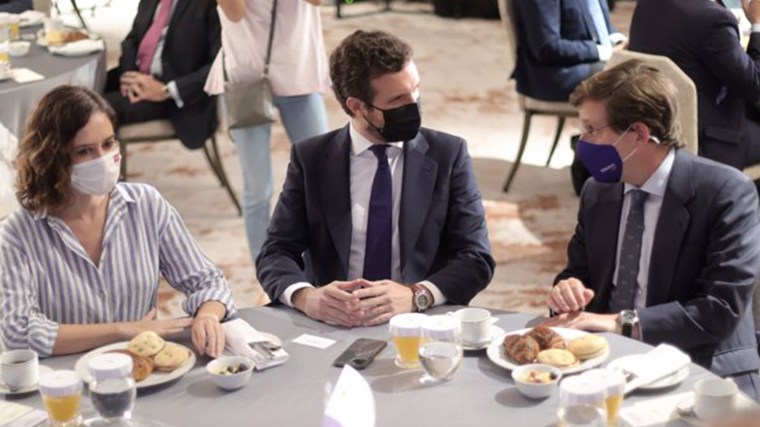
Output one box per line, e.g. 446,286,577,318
612,149,676,310
279,123,446,307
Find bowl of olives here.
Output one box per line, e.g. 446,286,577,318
206,356,253,390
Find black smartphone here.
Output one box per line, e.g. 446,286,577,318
332,338,387,370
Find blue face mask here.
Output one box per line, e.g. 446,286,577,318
577,126,636,183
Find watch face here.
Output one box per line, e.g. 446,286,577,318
415,292,430,310
620,310,637,323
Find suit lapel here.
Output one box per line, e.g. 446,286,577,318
320,126,352,279
138,0,160,38
589,183,624,313
399,133,437,281
165,0,190,49
646,150,694,306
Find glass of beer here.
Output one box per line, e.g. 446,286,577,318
581,368,626,426
389,313,427,369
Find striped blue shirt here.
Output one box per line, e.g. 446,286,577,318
0,183,237,357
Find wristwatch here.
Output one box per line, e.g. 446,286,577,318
618,310,639,338
161,84,171,101
410,284,432,312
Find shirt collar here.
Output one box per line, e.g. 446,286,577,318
624,148,676,197
349,122,402,156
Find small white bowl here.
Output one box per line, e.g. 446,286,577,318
206,356,253,391
512,363,562,399
9,41,31,57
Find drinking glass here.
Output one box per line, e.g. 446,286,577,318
419,315,463,383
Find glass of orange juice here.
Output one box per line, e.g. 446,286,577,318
389,313,427,369
581,368,626,426
39,370,83,427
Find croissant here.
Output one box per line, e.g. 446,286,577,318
109,349,154,382
503,334,540,365
526,326,566,350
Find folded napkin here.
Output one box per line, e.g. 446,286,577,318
617,344,691,394
222,318,288,371
322,365,375,427
17,11,45,27
48,39,104,56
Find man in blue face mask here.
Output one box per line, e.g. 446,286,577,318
544,59,760,400
255,30,495,327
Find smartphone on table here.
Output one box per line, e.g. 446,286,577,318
332,338,387,370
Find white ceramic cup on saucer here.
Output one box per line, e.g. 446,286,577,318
453,308,492,347
693,377,737,421
0,349,39,390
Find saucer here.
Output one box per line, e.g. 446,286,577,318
463,326,505,351
0,364,53,395
674,392,755,426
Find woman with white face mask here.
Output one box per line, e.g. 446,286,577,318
0,86,237,358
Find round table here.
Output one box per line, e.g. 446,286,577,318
4,306,748,427
0,26,106,138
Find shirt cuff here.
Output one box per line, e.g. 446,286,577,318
280,282,315,307
597,45,613,62
752,24,760,33
609,32,628,45
419,280,447,307
167,81,184,109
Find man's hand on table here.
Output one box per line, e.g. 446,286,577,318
541,311,619,334
120,71,168,103
548,277,595,313
292,281,366,327
349,279,415,327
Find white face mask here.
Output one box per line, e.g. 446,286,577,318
70,150,122,196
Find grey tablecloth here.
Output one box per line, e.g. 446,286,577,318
0,26,106,138
3,306,744,427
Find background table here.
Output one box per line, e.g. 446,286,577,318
0,26,106,138
4,306,742,427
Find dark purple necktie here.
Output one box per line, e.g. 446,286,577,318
363,145,393,280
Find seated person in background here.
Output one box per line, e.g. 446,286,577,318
103,0,220,150
0,122,18,219
629,0,760,170
544,60,760,400
0,86,236,358
512,0,626,102
0,0,31,13
256,30,495,327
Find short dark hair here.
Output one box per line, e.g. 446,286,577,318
570,59,684,148
15,86,117,214
329,30,413,116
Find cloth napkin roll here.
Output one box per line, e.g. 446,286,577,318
222,318,289,371
48,39,105,56
620,344,691,394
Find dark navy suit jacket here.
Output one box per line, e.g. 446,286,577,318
513,0,612,102
630,0,760,169
256,125,495,305
556,150,760,377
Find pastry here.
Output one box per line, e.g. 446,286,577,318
108,349,154,382
504,334,540,365
536,349,578,368
567,335,609,360
128,331,165,358
153,343,191,371
526,326,566,350
63,30,88,43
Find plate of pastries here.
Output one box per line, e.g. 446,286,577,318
35,28,93,47
75,331,196,389
487,325,610,375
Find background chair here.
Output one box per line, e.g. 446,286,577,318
496,0,578,193
605,51,699,155
117,108,242,216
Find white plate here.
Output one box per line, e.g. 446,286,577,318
673,392,756,426
486,327,609,375
463,326,505,351
0,365,53,395
608,354,689,390
74,341,196,389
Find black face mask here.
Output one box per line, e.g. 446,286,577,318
365,101,422,142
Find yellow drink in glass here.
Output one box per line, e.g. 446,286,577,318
392,336,422,368
43,394,81,423
389,313,428,369
605,393,624,426
39,370,83,427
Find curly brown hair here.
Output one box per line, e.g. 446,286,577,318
570,59,684,149
15,86,116,214
329,30,413,116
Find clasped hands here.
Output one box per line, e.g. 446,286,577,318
293,279,414,327
119,71,168,104
541,278,620,334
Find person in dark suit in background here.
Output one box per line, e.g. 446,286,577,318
629,0,760,170
0,0,31,13
512,0,626,102
256,30,495,327
544,60,760,400
103,0,220,150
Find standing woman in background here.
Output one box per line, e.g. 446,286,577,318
205,0,330,263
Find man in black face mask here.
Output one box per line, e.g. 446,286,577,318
255,30,495,327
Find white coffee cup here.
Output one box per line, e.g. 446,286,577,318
453,308,492,346
693,377,737,421
0,349,39,389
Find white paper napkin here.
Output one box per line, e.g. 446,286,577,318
620,391,690,427
11,68,43,83
222,318,288,371
48,39,104,56
322,365,376,427
17,11,45,27
617,344,691,394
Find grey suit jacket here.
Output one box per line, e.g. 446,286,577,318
556,150,760,377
